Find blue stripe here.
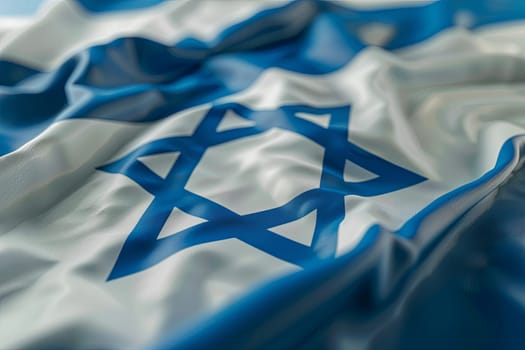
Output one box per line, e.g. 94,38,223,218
76,0,168,12
3,0,525,157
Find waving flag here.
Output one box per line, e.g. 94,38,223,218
2,0,525,349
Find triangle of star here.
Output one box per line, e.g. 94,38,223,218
344,159,379,182
294,112,331,128
216,110,256,132
157,207,208,239
137,152,180,179
269,210,317,246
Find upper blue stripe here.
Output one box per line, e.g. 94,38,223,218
76,0,168,13
2,0,525,157
3,0,525,157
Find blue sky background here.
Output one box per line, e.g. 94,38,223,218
0,0,170,15
0,0,44,16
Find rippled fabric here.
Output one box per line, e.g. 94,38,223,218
2,1,525,350
377,160,525,350
288,145,525,350
151,142,525,350
2,0,525,156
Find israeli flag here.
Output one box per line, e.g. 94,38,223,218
2,0,525,349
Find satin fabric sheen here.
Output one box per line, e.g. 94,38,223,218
1,1,525,350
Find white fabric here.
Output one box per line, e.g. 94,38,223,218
185,128,325,215
0,0,289,69
3,23,525,350
269,210,318,246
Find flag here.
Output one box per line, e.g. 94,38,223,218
1,0,525,349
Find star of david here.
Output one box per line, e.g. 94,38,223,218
99,103,425,280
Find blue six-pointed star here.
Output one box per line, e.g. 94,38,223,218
99,103,426,280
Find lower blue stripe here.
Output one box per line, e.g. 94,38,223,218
149,137,525,350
